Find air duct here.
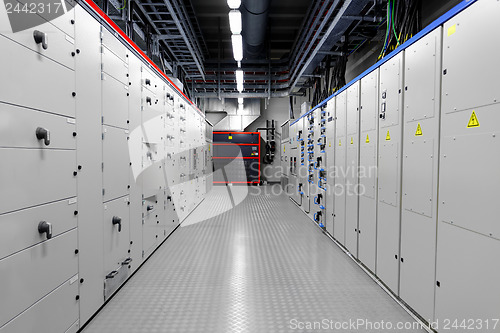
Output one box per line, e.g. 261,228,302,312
241,0,270,58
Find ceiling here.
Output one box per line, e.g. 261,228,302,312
188,0,311,60
97,0,386,100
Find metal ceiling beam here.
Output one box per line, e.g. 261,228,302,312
161,0,205,80
289,0,340,89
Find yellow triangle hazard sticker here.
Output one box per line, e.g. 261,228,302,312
386,130,391,141
228,136,232,139
366,135,370,143
339,139,342,146
350,137,354,145
467,110,480,128
415,123,423,136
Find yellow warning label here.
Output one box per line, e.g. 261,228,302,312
228,136,232,139
447,24,456,36
329,142,331,147
467,110,480,128
386,130,391,141
366,135,370,143
339,139,342,146
415,123,423,136
351,137,354,145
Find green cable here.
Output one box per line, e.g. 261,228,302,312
391,0,400,46
378,0,391,59
118,0,127,10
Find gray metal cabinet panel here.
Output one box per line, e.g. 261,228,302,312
439,3,500,239
102,74,129,129
325,101,335,236
0,148,76,215
103,196,130,273
101,27,128,63
143,195,159,258
127,53,144,273
376,52,404,293
0,198,77,261
142,97,165,124
435,223,500,330
334,92,347,245
0,229,78,328
0,35,75,117
345,82,360,255
358,69,379,272
358,70,378,272
101,45,129,85
0,278,79,333
0,104,76,149
0,3,75,69
75,5,105,324
102,125,130,202
441,0,500,115
401,30,441,317
400,28,441,319
142,72,165,107
439,106,500,238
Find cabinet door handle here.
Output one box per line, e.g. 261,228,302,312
38,221,52,239
36,127,51,146
147,205,154,211
121,257,132,265
33,30,48,49
145,78,151,86
106,270,118,279
146,97,152,105
112,216,122,232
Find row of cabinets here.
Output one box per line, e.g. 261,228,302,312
0,4,213,332
285,0,500,330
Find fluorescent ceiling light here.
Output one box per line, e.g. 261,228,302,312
227,0,241,9
238,103,244,113
238,97,244,104
232,34,243,62
237,82,244,92
229,10,242,34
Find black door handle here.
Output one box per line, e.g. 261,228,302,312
112,216,122,232
33,30,48,49
36,127,50,146
145,78,151,86
121,257,132,265
146,97,152,105
38,221,52,239
106,270,118,279
147,205,154,211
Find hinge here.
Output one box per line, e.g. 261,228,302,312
101,116,104,124
142,251,145,258
102,162,104,171
102,188,105,196
102,133,105,140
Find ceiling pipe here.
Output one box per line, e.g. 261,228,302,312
241,0,270,58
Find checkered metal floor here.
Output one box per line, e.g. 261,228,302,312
82,185,426,333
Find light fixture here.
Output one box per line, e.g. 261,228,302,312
236,69,244,93
227,0,241,9
238,97,244,104
238,103,244,113
229,10,242,34
232,34,243,62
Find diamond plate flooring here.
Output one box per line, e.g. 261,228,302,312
82,185,426,333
